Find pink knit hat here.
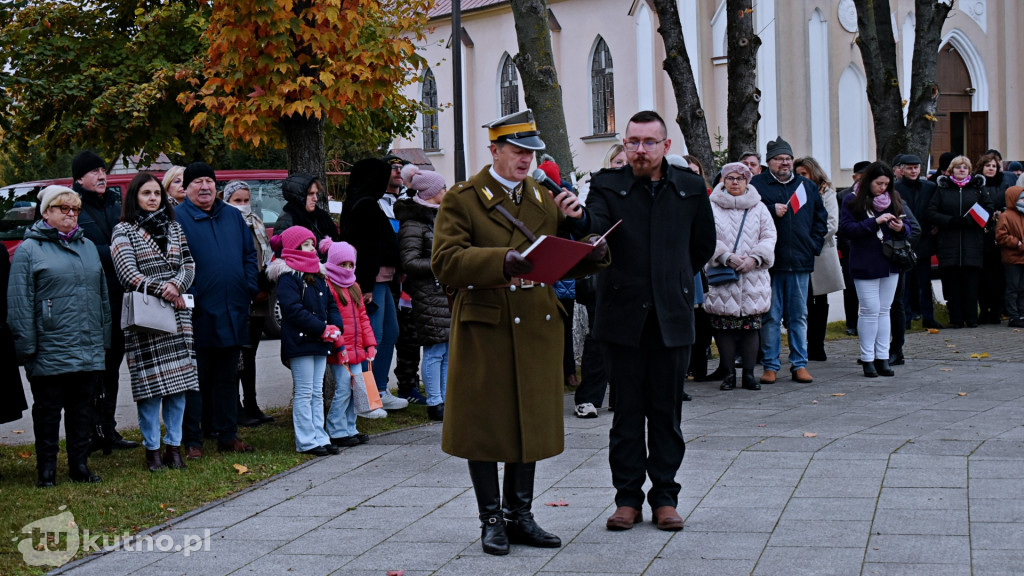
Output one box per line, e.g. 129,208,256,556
278,226,320,274
320,237,358,287
401,164,446,200
279,226,314,252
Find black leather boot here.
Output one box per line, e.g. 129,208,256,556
468,461,509,555
719,371,736,391
37,466,57,488
874,358,894,377
69,463,102,483
502,462,561,548
741,369,761,390
862,360,878,378
145,449,164,472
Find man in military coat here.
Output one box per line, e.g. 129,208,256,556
432,110,609,556
586,110,716,532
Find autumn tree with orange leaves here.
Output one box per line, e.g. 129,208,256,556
182,0,433,181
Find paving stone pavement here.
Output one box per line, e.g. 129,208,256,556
50,325,1024,575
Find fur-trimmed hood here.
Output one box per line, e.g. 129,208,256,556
266,257,326,283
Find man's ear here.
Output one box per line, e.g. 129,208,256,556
663,139,671,155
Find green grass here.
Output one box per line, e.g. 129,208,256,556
0,404,431,576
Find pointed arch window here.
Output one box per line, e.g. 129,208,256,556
421,68,439,150
499,54,520,116
591,37,615,134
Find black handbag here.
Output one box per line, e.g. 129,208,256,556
706,209,749,286
881,237,917,271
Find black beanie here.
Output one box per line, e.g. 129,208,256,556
183,162,216,189
765,137,794,161
72,151,106,181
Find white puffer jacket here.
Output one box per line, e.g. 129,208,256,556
704,183,777,318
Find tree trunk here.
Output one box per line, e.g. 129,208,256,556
651,0,714,184
280,113,328,207
725,0,761,163
509,0,574,177
854,0,951,163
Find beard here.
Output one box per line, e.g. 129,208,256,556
631,158,656,179
773,167,793,181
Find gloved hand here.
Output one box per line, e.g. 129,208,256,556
586,237,609,262
733,255,757,273
322,324,342,342
367,346,377,361
503,250,534,277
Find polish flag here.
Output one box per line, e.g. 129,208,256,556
967,203,990,228
788,186,807,213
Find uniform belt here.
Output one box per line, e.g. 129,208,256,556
464,278,543,291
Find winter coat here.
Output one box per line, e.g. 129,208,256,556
586,161,716,347
703,183,776,318
268,259,343,359
272,173,340,248
0,244,28,424
7,221,111,378
895,176,937,257
326,283,377,365
839,192,915,280
995,186,1024,265
981,173,1009,252
431,166,609,463
809,185,845,295
342,159,401,294
926,175,993,269
553,280,576,300
74,183,124,312
175,198,259,348
111,220,200,401
394,198,450,346
749,171,828,272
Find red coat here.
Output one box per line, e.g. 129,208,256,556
326,283,377,365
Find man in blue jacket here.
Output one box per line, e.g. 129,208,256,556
750,138,827,384
176,162,259,458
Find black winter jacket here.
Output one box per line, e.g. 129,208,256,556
394,199,450,345
895,177,937,257
74,183,124,308
749,172,828,272
926,175,993,269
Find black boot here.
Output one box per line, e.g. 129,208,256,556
145,449,164,472
37,466,56,488
874,358,894,377
719,371,736,391
862,360,878,378
236,399,261,428
69,463,102,483
502,462,561,548
741,369,761,391
468,461,509,555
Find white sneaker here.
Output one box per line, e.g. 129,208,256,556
574,403,598,418
358,408,388,419
379,390,409,411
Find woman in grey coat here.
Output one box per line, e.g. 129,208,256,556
8,186,110,487
111,173,199,472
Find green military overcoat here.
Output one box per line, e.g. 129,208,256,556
431,166,609,463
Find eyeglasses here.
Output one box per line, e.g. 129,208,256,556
623,139,666,152
723,176,747,183
52,205,81,215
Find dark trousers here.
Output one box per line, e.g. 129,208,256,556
688,306,713,377
558,298,576,379
239,316,265,409
940,266,981,326
979,248,1005,322
890,272,906,356
93,323,125,442
840,255,859,329
605,315,688,510
806,290,829,358
31,372,99,471
909,257,935,321
575,300,610,408
392,284,421,396
183,346,241,447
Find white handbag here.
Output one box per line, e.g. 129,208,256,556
121,280,177,335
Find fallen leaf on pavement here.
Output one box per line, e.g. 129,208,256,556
940,368,953,372
386,571,405,576
13,430,24,434
18,451,31,459
957,392,968,397
233,463,249,475
545,500,569,507
758,424,767,427
979,352,990,358
927,328,940,334
803,432,818,438
832,393,845,397
970,353,980,358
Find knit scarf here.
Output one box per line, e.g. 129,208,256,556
871,192,892,213
326,264,356,288
951,175,971,188
282,248,321,274
137,206,172,253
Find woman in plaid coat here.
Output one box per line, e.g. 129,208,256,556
111,173,199,472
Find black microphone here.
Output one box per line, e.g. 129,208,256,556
532,168,564,195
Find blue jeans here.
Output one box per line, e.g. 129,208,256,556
760,272,810,372
421,342,449,407
325,363,359,439
290,355,329,452
366,283,398,392
137,392,186,451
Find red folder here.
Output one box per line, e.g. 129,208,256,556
519,235,597,284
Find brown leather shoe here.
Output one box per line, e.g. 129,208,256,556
218,438,255,453
606,506,642,531
652,506,684,531
792,367,814,383
184,445,203,460
759,370,777,384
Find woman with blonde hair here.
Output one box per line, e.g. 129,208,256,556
162,166,186,206
794,157,844,361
